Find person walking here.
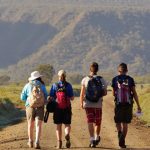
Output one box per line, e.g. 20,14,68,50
111,63,142,148
49,70,74,149
21,71,48,149
80,62,107,148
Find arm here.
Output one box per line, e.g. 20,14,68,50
20,84,28,102
48,84,56,102
111,77,116,97
101,78,107,96
80,85,85,109
112,88,115,97
103,88,107,96
42,85,48,103
67,83,74,101
131,86,142,112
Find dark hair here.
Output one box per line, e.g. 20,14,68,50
36,77,45,85
118,63,128,73
90,62,99,74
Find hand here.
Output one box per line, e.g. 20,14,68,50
80,103,84,109
137,106,142,113
47,96,52,103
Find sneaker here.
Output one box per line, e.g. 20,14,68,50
95,136,101,145
65,134,71,148
56,140,62,149
27,141,33,148
89,140,96,148
35,143,41,149
118,132,126,148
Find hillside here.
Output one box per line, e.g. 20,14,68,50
0,0,150,81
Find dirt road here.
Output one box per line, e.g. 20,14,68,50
0,93,150,150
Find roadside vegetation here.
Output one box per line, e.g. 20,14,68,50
135,84,150,125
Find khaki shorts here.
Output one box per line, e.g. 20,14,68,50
26,106,44,121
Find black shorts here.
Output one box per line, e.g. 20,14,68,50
114,104,133,123
53,107,72,124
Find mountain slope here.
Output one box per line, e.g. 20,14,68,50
0,1,149,81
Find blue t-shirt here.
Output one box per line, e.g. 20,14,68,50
50,81,74,98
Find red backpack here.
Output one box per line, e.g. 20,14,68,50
55,82,70,109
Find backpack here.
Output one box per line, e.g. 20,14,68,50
115,76,133,105
46,100,57,113
55,82,70,109
86,76,103,103
28,82,45,108
44,100,57,123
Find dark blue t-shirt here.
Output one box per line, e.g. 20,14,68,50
112,75,135,89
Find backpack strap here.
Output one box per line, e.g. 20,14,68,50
55,81,68,94
88,75,102,85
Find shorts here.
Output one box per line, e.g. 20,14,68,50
53,107,72,124
85,107,102,125
26,106,44,121
114,104,133,123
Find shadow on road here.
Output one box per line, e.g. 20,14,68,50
0,98,25,129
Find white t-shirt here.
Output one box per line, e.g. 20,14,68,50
81,75,107,108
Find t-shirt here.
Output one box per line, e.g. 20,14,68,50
112,75,135,90
81,75,107,108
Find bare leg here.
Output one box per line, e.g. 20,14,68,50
56,124,62,141
35,118,42,144
88,123,94,138
122,123,128,138
116,123,122,132
27,119,34,142
64,124,71,136
65,124,71,148
95,124,101,137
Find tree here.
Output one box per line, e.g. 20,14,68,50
35,64,55,85
0,75,10,85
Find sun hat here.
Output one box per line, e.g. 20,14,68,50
28,71,43,81
58,70,66,77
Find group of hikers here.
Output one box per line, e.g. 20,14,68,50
21,62,142,149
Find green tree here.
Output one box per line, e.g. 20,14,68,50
35,64,55,85
0,75,10,85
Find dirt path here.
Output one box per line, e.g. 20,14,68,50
0,93,150,150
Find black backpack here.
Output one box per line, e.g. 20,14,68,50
86,76,103,103
44,100,57,123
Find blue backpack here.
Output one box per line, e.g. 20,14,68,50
86,76,103,103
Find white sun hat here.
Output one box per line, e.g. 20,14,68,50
58,70,66,77
28,71,43,81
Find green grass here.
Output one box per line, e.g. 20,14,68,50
135,84,150,125
0,84,24,106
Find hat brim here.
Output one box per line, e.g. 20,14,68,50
28,75,43,81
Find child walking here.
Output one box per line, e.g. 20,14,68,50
80,62,107,148
111,63,142,148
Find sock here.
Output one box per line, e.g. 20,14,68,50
95,135,100,140
90,137,94,143
28,139,33,142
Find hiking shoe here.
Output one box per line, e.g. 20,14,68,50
35,143,41,149
65,134,71,148
56,140,62,149
118,132,126,148
95,136,101,145
89,140,96,148
27,141,33,148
